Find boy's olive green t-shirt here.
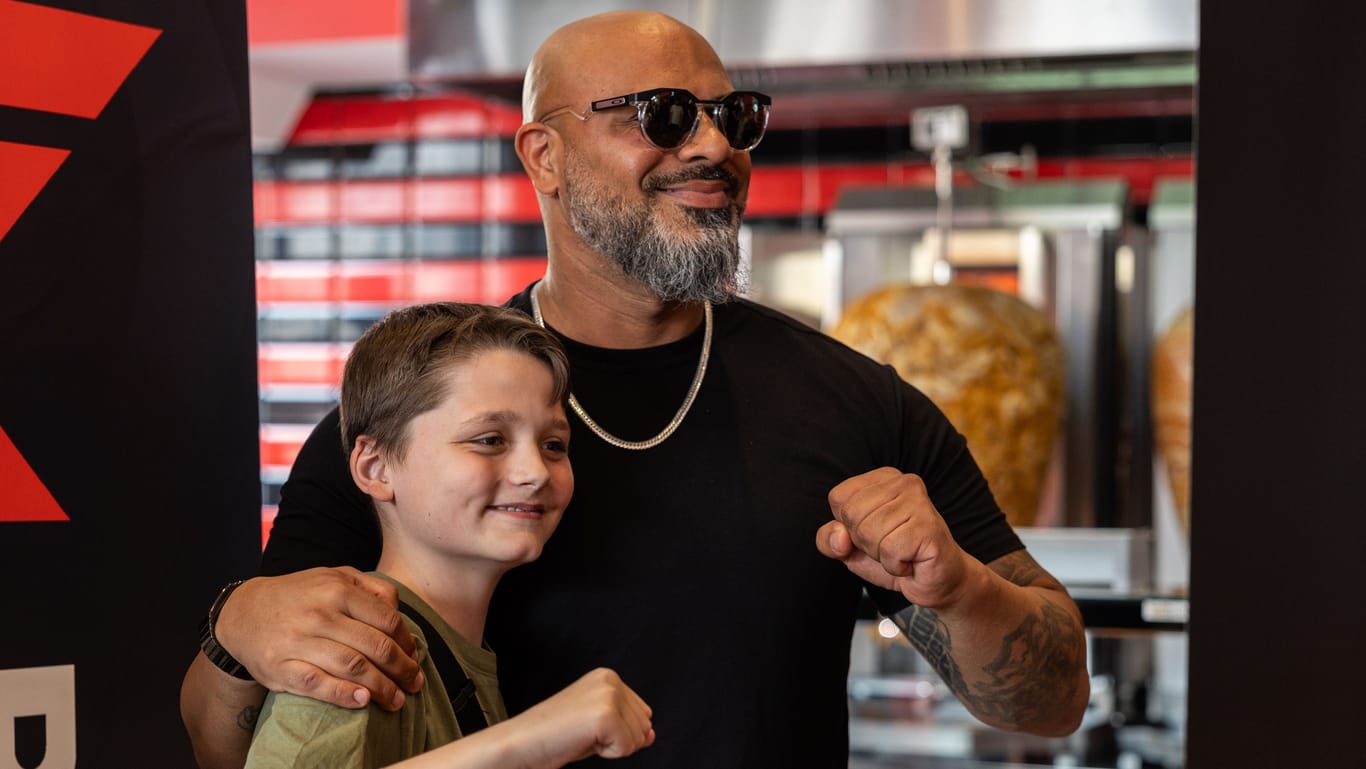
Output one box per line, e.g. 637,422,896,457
244,575,507,769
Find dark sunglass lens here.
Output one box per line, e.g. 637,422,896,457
723,93,768,150
643,92,697,149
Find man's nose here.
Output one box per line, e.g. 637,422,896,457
677,105,731,162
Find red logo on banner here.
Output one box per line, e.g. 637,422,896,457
0,0,161,242
0,2,160,521
0,426,68,521
0,140,70,242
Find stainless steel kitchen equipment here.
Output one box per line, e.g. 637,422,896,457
824,180,1145,529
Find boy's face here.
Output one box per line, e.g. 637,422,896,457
380,349,572,570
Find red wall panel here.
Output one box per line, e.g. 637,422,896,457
290,94,522,145
256,261,334,302
413,178,484,221
257,343,348,387
247,0,403,45
338,180,407,221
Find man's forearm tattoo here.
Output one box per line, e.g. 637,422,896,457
972,599,1086,722
892,605,970,694
988,552,1048,587
892,600,1083,724
236,704,261,733
891,551,1086,725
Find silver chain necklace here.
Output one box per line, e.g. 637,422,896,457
530,284,712,450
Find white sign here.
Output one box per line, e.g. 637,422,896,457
0,666,76,769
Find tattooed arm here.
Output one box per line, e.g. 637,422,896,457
180,651,265,769
816,468,1089,736
889,549,1088,734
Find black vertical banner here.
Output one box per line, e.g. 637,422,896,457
0,1,260,766
1189,1,1366,766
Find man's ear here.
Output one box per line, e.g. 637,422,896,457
350,436,395,502
515,121,561,196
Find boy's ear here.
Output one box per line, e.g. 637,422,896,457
350,436,395,502
515,121,562,197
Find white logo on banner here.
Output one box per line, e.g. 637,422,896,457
0,666,76,769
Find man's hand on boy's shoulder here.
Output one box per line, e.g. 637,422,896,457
217,567,425,710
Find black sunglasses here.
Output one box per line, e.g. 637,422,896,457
541,88,772,152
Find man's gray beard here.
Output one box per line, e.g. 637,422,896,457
562,162,748,304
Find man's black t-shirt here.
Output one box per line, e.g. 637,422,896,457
262,284,1022,769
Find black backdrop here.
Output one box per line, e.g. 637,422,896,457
0,1,260,766
1189,1,1366,766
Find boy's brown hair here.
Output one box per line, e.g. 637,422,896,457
339,302,570,460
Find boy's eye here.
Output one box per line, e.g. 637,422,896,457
471,435,504,447
544,438,569,454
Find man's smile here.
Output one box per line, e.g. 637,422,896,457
658,180,733,208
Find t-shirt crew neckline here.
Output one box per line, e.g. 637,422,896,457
509,283,710,371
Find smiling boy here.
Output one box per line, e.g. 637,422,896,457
243,302,653,769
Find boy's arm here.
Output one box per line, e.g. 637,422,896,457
385,669,655,769
180,568,425,769
234,668,651,769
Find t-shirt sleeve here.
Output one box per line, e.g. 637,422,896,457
245,691,408,769
245,693,369,769
866,367,1025,616
259,407,382,576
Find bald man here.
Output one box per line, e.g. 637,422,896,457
182,11,1089,769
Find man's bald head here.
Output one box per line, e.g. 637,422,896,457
523,11,727,123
